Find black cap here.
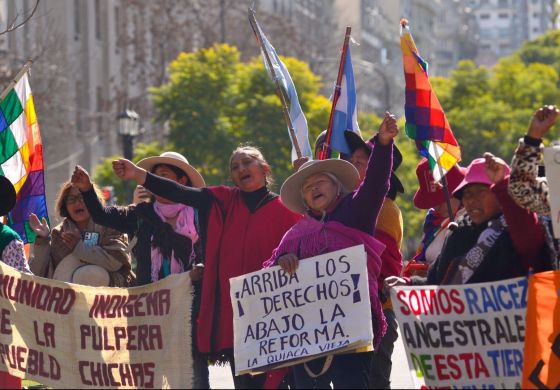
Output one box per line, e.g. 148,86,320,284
344,130,404,199
0,176,16,216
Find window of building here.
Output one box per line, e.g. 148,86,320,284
75,81,82,132
94,0,101,40
480,13,490,20
533,27,540,32
481,43,491,49
114,6,120,53
74,0,80,39
498,0,508,7
134,13,142,61
533,12,539,18
498,13,509,19
96,86,103,135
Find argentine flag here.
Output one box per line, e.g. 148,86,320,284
251,14,312,161
330,46,360,155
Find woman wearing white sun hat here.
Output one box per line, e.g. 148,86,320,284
263,115,399,389
71,151,210,389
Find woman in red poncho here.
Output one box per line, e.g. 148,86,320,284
112,145,301,388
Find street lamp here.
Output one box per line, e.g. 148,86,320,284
117,108,140,161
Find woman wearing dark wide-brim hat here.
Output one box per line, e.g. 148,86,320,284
72,151,210,389
343,116,404,389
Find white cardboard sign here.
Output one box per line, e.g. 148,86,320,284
543,146,560,238
229,245,373,375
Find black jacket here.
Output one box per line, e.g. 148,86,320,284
82,187,209,286
424,218,525,285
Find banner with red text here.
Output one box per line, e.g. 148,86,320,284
391,277,527,388
0,262,194,388
230,245,373,375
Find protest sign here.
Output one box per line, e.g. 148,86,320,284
391,277,527,388
544,146,560,238
230,245,373,375
522,271,560,389
0,262,194,388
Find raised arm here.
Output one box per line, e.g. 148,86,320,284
341,113,396,234
509,138,550,215
112,159,212,210
485,153,546,272
72,166,138,235
508,105,559,216
28,213,53,276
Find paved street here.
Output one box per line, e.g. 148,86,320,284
209,328,414,389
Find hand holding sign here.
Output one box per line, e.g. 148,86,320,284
278,253,299,276
384,275,408,290
528,105,559,140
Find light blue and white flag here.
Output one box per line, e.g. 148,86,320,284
249,11,312,161
330,45,360,155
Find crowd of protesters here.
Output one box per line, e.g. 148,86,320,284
0,105,558,389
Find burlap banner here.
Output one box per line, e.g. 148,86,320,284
230,245,373,375
391,277,527,389
0,262,194,388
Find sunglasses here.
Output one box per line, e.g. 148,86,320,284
66,194,85,205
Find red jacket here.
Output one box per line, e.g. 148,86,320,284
196,186,301,354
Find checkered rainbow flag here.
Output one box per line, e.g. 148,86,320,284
0,67,48,243
400,19,461,181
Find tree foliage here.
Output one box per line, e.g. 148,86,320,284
150,43,331,187
93,30,560,258
398,30,560,256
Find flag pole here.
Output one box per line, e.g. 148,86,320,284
248,9,302,158
321,27,351,160
0,60,33,101
432,145,457,229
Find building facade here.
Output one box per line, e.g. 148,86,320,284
468,0,555,66
0,0,198,218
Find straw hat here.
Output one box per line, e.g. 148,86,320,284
0,175,16,216
137,152,205,188
280,159,359,214
52,254,110,286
